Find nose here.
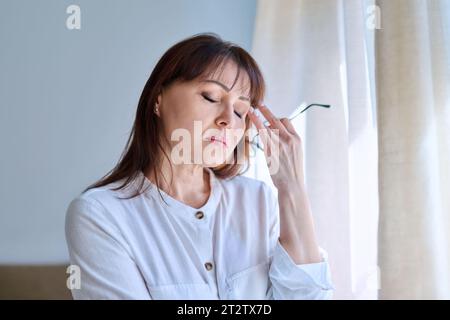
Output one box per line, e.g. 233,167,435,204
215,103,234,128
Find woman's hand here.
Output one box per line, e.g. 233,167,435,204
248,104,322,264
248,104,305,191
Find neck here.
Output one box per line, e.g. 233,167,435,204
144,158,211,207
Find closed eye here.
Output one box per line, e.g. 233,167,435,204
202,94,218,103
202,94,243,119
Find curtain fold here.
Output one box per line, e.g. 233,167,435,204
376,0,450,299
250,0,450,300
250,0,379,299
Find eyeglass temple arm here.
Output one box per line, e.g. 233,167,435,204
251,103,331,148
300,103,331,113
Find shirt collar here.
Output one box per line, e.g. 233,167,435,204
134,167,223,220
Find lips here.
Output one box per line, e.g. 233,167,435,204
209,135,227,147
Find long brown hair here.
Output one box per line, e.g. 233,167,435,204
83,33,266,199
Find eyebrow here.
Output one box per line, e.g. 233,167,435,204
202,80,250,101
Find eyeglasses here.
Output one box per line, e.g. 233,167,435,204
249,103,331,154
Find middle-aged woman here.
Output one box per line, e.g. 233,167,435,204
65,33,334,300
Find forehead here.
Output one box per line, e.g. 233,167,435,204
199,60,250,96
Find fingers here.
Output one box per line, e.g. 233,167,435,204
257,105,284,130
248,106,265,131
248,107,272,154
251,105,289,136
279,117,298,136
248,105,301,148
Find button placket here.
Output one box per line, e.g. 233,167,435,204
193,210,217,294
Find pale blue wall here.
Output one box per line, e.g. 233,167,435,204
0,0,257,263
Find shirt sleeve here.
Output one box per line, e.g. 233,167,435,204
265,184,335,300
65,197,151,299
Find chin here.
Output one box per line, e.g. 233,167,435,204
200,143,234,167
202,158,228,167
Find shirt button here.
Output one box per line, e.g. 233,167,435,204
195,211,204,219
204,262,213,271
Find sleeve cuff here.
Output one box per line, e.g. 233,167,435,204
270,240,335,291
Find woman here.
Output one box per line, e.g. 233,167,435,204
65,33,334,300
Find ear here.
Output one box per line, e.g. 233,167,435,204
156,91,162,106
154,91,163,116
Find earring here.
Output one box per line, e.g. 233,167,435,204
154,104,159,113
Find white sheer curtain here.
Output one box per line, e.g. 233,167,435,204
376,0,450,299
247,0,379,299
248,0,450,300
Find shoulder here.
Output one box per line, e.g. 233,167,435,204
65,180,131,229
68,185,115,213
65,182,136,260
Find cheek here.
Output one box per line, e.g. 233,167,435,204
227,126,246,148
163,102,200,132
164,113,214,146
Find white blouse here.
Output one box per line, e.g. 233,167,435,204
65,167,334,300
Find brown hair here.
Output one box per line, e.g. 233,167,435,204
83,33,265,199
